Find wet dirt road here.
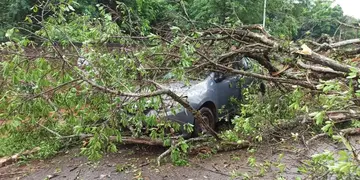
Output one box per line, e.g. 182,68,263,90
1,136,359,180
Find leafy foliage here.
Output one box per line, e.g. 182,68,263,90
1,0,356,41
0,1,360,178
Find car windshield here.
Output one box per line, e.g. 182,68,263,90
186,56,255,81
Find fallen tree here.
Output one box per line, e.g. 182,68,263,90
1,1,360,167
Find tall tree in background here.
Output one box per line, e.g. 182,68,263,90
0,0,37,41
0,0,357,41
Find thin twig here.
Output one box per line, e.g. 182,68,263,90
157,136,211,166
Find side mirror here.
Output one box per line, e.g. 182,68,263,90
214,72,226,83
241,58,251,71
233,57,252,71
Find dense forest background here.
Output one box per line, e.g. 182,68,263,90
1,0,359,41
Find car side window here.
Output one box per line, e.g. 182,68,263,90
212,56,253,83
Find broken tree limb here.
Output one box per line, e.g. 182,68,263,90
157,136,211,166
247,53,280,74
148,80,221,140
297,46,355,73
120,137,164,145
37,124,166,146
195,50,316,89
341,127,360,135
54,132,166,146
188,141,250,157
84,77,221,140
337,20,360,30
299,110,360,124
306,128,360,145
27,78,82,100
315,39,360,52
240,24,272,38
306,133,328,145
156,136,250,166
331,39,360,49
297,60,346,77
343,47,360,56
47,32,223,141
203,28,278,47
0,147,41,168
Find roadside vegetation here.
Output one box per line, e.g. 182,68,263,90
1,0,360,179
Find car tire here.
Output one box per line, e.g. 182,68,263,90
260,82,266,95
193,107,216,137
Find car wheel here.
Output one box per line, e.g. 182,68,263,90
193,107,216,136
260,82,266,96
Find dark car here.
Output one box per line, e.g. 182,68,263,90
145,57,264,136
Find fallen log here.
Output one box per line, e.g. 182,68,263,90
341,127,360,135
297,60,346,77
316,39,360,52
0,147,41,168
306,128,360,145
297,44,355,73
308,110,360,124
344,47,360,56
204,28,278,47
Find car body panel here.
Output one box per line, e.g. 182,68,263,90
159,73,252,126
145,57,262,134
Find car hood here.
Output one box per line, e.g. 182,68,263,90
163,79,212,108
126,79,211,116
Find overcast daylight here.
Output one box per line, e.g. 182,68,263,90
2,0,360,179
335,0,360,18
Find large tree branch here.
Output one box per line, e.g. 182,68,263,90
337,20,360,30
240,24,272,38
316,39,360,51
297,47,355,73
343,47,360,56
297,60,346,77
204,28,278,47
331,39,360,48
195,51,316,89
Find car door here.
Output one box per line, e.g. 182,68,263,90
214,72,241,111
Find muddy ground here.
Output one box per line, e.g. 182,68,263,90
1,135,359,180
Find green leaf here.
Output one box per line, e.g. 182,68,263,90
24,16,33,23
11,119,21,128
321,123,332,134
170,26,181,33
180,142,189,152
314,111,325,125
5,28,14,38
68,5,75,11
350,67,359,73
104,14,112,21
347,72,357,79
163,138,171,147
338,135,353,152
108,143,117,153
32,5,38,13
